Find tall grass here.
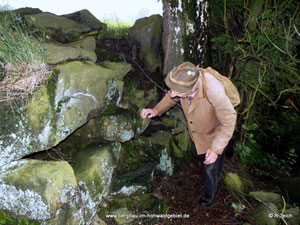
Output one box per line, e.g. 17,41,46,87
0,9,46,66
100,19,133,38
0,9,51,102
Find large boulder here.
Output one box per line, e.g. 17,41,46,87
60,102,150,150
0,61,131,167
139,128,192,176
249,191,283,210
129,15,163,72
46,143,121,225
249,203,280,225
109,141,157,198
285,207,300,225
61,9,106,31
0,160,78,220
70,36,96,51
13,7,43,16
25,10,106,43
122,72,158,109
98,194,168,224
45,40,97,64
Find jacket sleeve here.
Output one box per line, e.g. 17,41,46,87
154,91,180,116
205,74,237,155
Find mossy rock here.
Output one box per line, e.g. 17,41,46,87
70,143,120,224
174,130,192,153
70,36,96,51
45,42,97,64
99,194,168,224
25,10,105,43
110,207,135,225
49,143,121,225
25,13,90,43
0,211,41,225
151,115,177,130
0,61,130,167
13,7,42,16
122,72,158,110
224,172,245,193
139,131,174,175
249,203,280,225
62,9,106,32
249,191,283,210
285,207,300,225
66,104,150,149
114,141,149,175
0,160,78,220
129,14,163,72
139,127,192,175
109,140,157,197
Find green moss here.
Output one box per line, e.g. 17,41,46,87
26,86,53,132
101,101,124,116
95,48,123,62
72,144,117,200
224,172,245,193
129,14,162,72
3,161,77,196
0,211,41,225
98,194,168,219
122,72,158,109
114,141,148,175
46,70,59,108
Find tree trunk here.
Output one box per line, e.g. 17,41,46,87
162,0,209,75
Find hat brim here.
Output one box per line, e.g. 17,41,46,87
165,72,196,93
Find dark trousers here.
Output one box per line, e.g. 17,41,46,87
191,142,225,202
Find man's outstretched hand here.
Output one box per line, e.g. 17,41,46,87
140,108,158,119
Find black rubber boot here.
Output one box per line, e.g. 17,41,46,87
191,142,225,206
199,151,224,206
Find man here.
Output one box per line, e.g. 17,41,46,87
140,62,237,206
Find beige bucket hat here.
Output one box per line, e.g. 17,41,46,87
165,62,199,93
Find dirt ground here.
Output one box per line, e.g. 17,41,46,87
151,158,247,225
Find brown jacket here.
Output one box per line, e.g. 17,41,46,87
154,72,237,155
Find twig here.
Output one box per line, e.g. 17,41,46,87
263,30,286,54
294,25,300,36
129,57,167,94
243,80,276,107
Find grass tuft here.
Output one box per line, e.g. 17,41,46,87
0,9,52,103
99,19,133,38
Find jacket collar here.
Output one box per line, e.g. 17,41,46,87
187,76,204,114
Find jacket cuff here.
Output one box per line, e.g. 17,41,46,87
153,105,165,117
209,144,224,155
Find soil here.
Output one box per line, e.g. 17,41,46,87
150,158,247,225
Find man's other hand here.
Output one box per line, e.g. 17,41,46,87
204,149,218,164
140,108,158,119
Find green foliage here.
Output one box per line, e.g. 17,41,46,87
209,0,300,179
211,34,235,55
99,20,133,39
236,119,298,179
0,211,40,225
231,202,245,217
